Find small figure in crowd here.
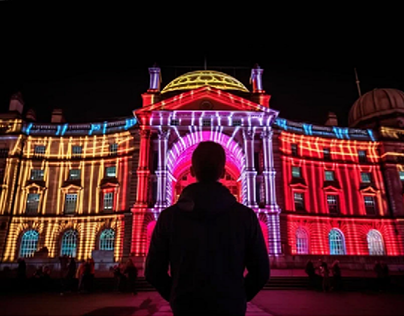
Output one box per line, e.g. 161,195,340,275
374,260,383,291
305,259,316,289
124,258,138,295
331,260,342,291
17,258,26,280
320,261,330,292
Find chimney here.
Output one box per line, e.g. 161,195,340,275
26,109,36,122
325,112,338,126
142,64,162,107
250,64,271,107
250,64,265,93
148,64,162,92
9,92,24,114
51,108,65,123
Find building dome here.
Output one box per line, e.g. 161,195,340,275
161,70,249,94
348,88,404,127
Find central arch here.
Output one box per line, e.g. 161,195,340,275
166,130,246,205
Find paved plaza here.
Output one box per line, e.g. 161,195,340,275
1,290,404,316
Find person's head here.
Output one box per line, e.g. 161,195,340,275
190,141,226,182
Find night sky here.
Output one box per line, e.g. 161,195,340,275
1,13,403,127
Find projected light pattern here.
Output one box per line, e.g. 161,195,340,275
286,214,403,256
4,214,124,261
161,70,250,94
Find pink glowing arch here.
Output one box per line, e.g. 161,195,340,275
166,130,246,203
167,130,245,176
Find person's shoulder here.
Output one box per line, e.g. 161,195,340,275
157,205,178,220
232,202,257,218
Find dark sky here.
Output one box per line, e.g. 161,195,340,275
1,12,403,127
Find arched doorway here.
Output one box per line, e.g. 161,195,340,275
167,131,245,204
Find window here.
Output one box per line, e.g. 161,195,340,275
64,194,77,214
60,230,78,257
19,230,39,258
109,143,118,156
69,169,81,180
399,171,404,181
296,227,309,254
103,192,114,210
323,147,331,160
361,172,372,183
364,196,377,215
34,145,46,156
358,150,367,163
294,192,305,211
99,229,115,251
327,195,340,214
329,229,346,255
105,166,116,178
291,143,298,157
367,230,385,255
72,146,82,157
30,169,44,181
232,119,242,126
170,119,179,126
202,119,211,126
292,166,301,178
26,193,40,214
325,170,335,181
0,148,9,158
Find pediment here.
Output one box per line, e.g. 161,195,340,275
289,181,308,190
360,185,379,194
24,182,47,192
135,86,271,114
323,182,341,191
100,177,120,189
61,182,82,191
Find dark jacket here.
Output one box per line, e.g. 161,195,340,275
145,182,270,315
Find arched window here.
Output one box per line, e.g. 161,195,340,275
99,229,115,251
296,227,309,254
61,230,78,257
19,230,39,258
329,229,346,255
367,229,385,255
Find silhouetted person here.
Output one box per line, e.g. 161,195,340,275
86,258,95,292
374,260,383,291
145,141,270,316
381,261,390,291
331,260,342,291
17,258,26,280
76,260,86,292
124,258,138,295
65,257,76,293
305,259,316,289
320,262,330,292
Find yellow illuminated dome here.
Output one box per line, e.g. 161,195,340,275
161,70,250,94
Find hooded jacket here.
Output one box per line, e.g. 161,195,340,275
145,182,270,315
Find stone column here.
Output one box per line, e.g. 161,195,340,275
135,129,151,207
261,128,279,210
155,129,170,209
261,127,282,255
242,128,258,208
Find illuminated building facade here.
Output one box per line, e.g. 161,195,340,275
1,67,404,271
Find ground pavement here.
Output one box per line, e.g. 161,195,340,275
1,290,404,316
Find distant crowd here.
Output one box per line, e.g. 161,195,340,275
12,255,138,295
305,258,390,292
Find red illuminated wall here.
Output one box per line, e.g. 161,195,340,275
276,131,404,256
